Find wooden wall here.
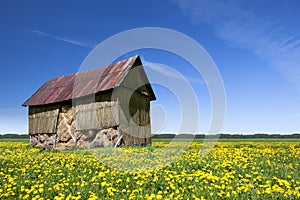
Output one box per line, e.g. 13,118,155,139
75,93,119,130
111,62,153,145
114,86,151,145
28,105,60,135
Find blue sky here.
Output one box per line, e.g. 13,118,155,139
0,0,300,134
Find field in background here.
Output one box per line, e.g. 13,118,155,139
152,138,300,143
0,139,299,199
0,138,30,142
1,138,300,143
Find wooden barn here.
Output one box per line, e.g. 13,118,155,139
22,55,156,150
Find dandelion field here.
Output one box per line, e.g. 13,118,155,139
0,140,300,199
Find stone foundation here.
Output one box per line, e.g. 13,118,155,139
55,106,75,150
29,127,120,150
78,128,119,148
29,133,56,150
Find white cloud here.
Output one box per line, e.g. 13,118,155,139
141,55,205,84
27,29,96,48
172,0,300,91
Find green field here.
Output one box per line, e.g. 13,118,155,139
0,138,30,142
152,138,300,143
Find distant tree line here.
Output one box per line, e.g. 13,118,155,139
152,133,300,139
0,134,30,139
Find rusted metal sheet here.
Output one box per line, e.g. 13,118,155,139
22,56,140,106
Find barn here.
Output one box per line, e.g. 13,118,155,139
22,55,156,150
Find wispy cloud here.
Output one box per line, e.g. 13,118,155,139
141,55,205,84
172,0,300,90
27,29,96,48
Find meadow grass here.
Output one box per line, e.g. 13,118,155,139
0,139,299,199
0,138,29,142
152,138,300,143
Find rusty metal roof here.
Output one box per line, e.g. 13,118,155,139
22,55,155,106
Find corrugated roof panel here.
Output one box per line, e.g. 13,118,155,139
22,55,142,106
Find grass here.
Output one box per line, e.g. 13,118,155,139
152,138,300,143
0,138,29,142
